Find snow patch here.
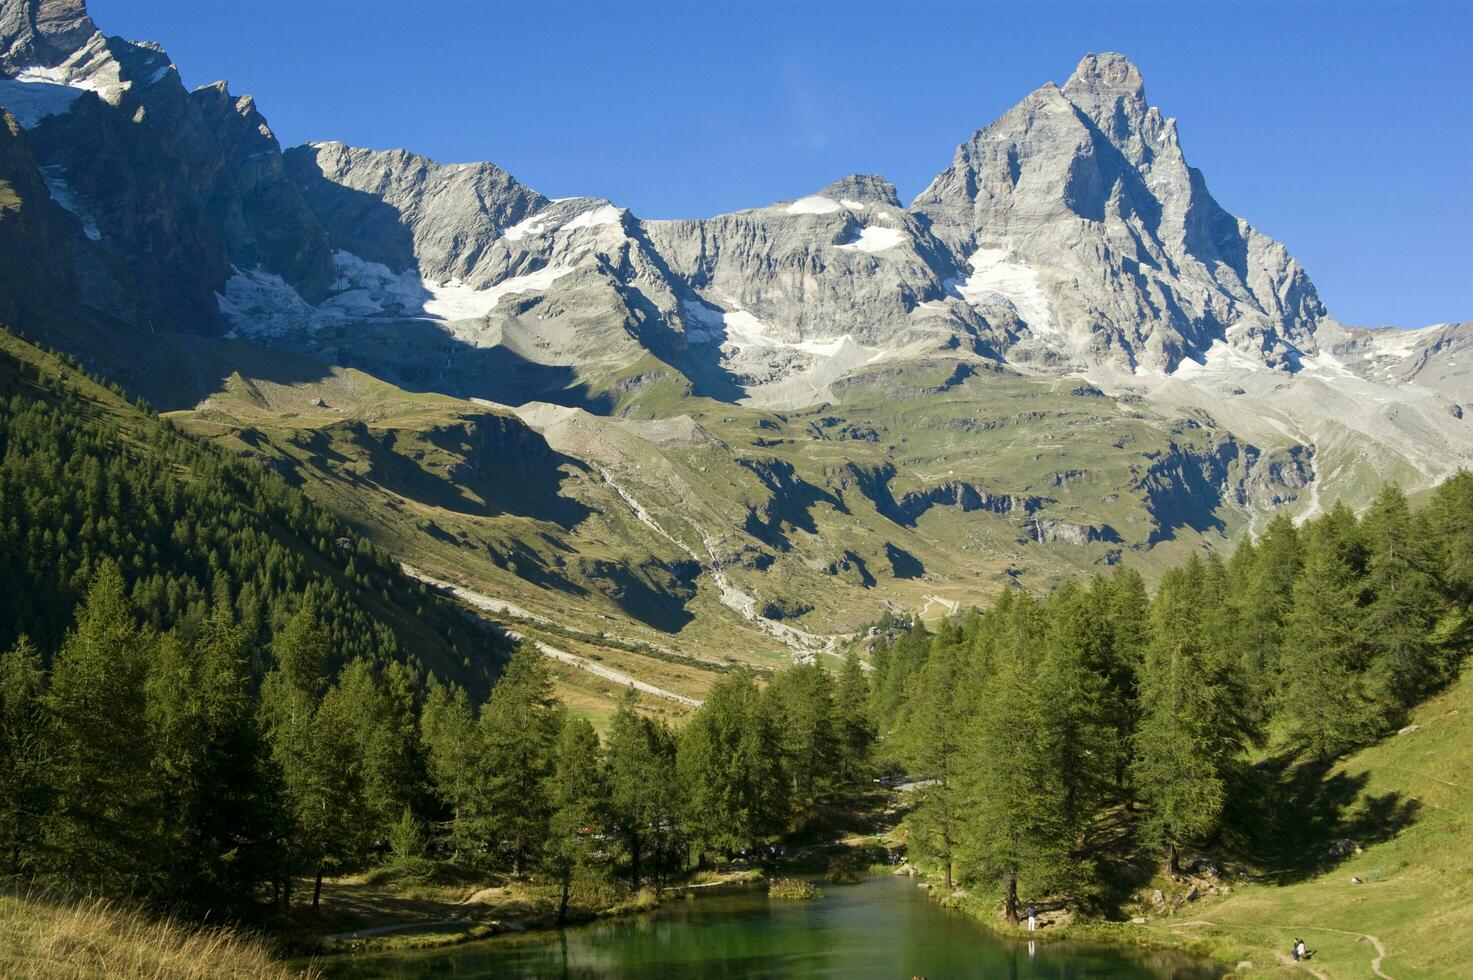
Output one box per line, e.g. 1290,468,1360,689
785,195,843,215
0,77,87,128
683,297,881,359
1169,338,1269,379
38,166,102,240
951,247,1055,336
839,198,867,210
835,226,906,253
562,203,622,231
423,265,573,320
13,63,129,106
501,212,550,241
218,250,575,335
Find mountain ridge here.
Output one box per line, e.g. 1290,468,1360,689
1,0,1468,674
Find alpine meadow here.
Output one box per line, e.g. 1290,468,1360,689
1,0,1470,977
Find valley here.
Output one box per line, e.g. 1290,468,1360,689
0,1,1469,977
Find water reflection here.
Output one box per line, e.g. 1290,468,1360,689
317,876,1223,979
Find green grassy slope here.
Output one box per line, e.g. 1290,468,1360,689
1142,666,1473,977
0,326,506,696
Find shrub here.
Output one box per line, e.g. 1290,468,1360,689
768,878,821,900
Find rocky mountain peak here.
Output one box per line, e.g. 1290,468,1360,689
1063,52,1145,101
1061,51,1156,154
0,0,96,70
819,174,900,208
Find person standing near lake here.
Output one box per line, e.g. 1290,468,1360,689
1027,906,1037,932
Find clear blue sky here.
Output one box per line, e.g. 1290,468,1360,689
92,0,1471,328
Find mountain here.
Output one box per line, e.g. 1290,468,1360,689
1,0,1468,687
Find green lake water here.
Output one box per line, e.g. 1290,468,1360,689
317,875,1224,978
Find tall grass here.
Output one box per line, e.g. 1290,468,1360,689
0,889,312,979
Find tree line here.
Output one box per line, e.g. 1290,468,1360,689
0,331,500,696
0,559,876,920
870,476,1473,922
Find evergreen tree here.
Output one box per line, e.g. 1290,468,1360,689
1279,534,1375,758
145,609,285,912
1240,512,1303,683
835,649,874,781
475,644,562,874
606,691,682,889
959,646,1073,924
895,629,978,889
42,563,161,896
333,658,421,844
1131,564,1228,872
544,715,607,923
764,662,838,812
1361,485,1443,714
419,679,480,859
0,635,48,875
677,671,786,861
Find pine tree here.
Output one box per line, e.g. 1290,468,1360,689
333,658,420,843
0,635,48,875
1240,512,1303,683
258,599,364,911
1279,535,1374,758
544,715,607,923
419,679,479,859
475,643,562,874
1131,564,1227,873
835,649,874,781
1428,470,1473,609
1037,584,1116,839
42,562,161,895
606,690,680,889
764,662,838,812
959,645,1073,924
1361,485,1443,715
145,609,285,912
677,671,786,861
895,629,978,889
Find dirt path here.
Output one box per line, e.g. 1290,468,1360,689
1273,950,1329,979
1177,919,1391,979
404,565,703,707
323,918,473,942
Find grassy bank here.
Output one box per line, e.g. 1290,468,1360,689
910,666,1473,978
1133,665,1473,978
0,890,311,979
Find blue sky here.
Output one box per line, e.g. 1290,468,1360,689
92,0,1471,328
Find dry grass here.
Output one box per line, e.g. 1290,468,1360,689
0,889,312,979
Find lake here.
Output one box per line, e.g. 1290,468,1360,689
316,875,1224,978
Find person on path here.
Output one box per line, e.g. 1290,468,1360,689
1026,906,1037,932
1296,939,1310,961
1291,938,1301,962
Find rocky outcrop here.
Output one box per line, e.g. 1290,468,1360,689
0,107,78,326
1024,518,1121,546
284,142,548,282
845,462,1046,527
1135,436,1314,543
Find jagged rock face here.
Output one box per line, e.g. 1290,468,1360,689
913,52,1326,374
0,0,1468,585
0,0,93,67
0,107,77,324
285,142,548,282
0,0,333,331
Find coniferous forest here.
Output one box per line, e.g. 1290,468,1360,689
868,477,1473,920
2,325,1471,937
